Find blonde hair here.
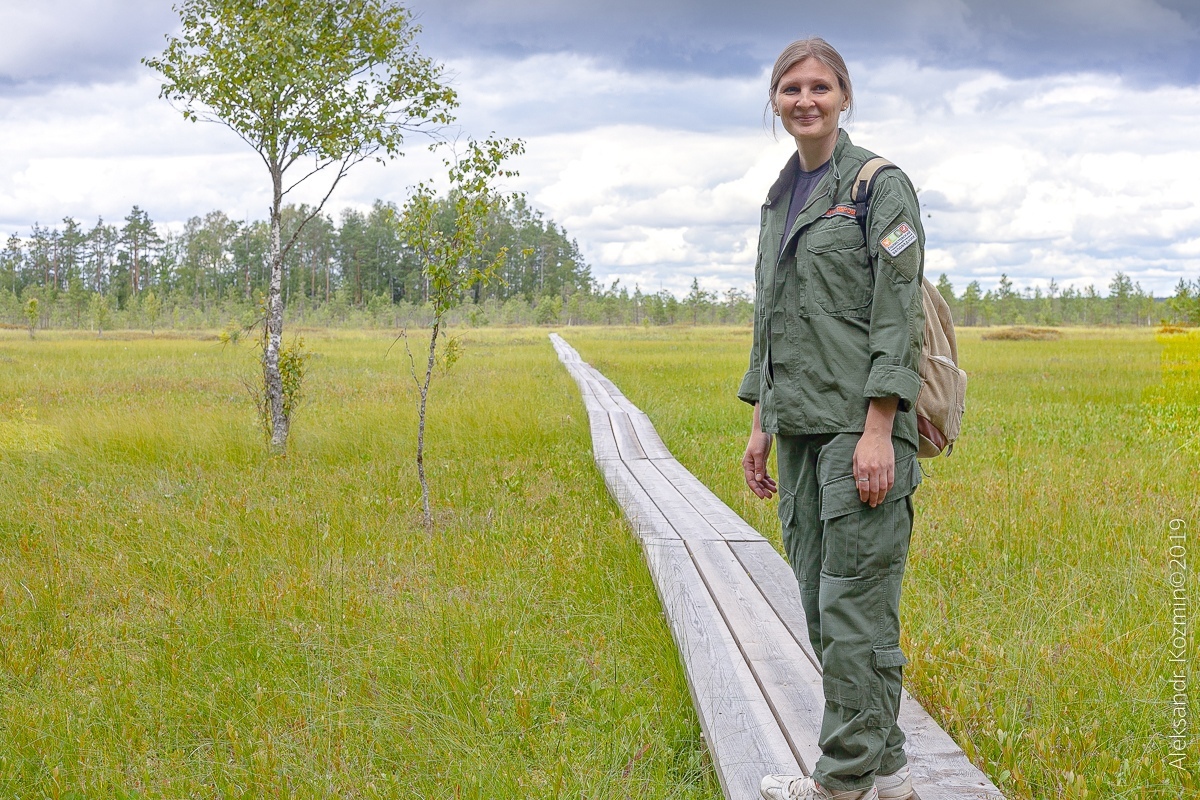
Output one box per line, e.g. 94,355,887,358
766,37,854,132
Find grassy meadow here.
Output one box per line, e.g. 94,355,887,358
1,324,1197,799
0,329,718,799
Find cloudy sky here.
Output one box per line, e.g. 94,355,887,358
1,0,1199,298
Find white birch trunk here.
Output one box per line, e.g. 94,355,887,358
264,169,288,453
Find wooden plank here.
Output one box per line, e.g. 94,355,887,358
548,333,580,362
586,380,624,413
686,539,826,774
624,459,730,542
728,540,822,671
652,458,766,542
586,409,621,463
609,410,649,461
642,539,801,799
896,701,1006,800
626,411,674,460
596,460,679,542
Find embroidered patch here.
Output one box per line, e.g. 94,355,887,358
821,204,858,219
880,222,917,257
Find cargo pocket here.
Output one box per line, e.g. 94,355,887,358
823,673,883,726
818,454,920,577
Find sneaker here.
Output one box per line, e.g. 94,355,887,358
760,774,879,800
874,764,913,800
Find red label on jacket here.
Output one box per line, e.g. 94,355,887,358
822,205,858,219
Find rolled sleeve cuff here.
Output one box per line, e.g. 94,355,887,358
738,369,761,405
863,363,921,412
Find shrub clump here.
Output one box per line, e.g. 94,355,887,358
981,326,1063,341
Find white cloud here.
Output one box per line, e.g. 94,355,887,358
1,53,1199,300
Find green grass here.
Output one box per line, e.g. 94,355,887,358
4,325,1198,800
0,329,719,799
562,325,1200,800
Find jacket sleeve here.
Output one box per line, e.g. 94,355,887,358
738,248,765,405
862,171,925,411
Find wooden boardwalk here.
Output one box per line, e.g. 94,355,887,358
550,334,1004,800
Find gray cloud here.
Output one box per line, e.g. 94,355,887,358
408,0,1200,82
0,0,177,92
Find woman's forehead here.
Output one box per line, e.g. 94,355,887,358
778,57,838,85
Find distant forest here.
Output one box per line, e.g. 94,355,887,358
2,199,1198,330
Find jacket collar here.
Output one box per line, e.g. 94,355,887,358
765,129,852,206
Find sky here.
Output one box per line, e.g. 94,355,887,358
1,0,1199,298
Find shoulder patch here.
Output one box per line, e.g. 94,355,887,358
880,223,917,257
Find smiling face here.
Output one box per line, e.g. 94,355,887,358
772,57,848,151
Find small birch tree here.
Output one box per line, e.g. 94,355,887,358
146,0,456,453
397,137,524,527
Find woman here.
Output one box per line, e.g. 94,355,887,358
739,38,924,800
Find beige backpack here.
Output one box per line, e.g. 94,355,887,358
852,158,967,458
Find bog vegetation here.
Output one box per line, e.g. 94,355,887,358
0,329,719,798
1,325,1196,798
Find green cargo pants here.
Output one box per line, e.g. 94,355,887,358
775,432,920,793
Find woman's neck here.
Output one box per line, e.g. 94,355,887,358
794,129,838,172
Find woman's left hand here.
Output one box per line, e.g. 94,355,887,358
853,397,899,507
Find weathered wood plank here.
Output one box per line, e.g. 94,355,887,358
626,411,674,459
624,459,731,542
609,410,649,461
729,540,822,669
686,539,826,774
893,701,1007,800
596,459,679,542
652,457,766,542
642,538,801,799
587,409,621,463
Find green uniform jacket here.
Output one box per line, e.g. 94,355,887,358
738,129,925,448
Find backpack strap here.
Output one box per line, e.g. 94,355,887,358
851,157,899,237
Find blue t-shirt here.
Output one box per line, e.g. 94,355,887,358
779,160,830,259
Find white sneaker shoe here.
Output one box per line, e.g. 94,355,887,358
759,774,879,800
874,764,913,800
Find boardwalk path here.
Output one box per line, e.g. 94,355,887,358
550,334,1004,800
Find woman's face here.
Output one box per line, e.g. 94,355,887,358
773,58,847,147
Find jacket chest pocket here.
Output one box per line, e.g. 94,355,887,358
805,222,872,317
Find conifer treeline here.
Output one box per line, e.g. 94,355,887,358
2,196,592,321
933,273,1200,327
2,198,1198,329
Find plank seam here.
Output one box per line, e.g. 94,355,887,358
682,537,814,776
729,545,824,676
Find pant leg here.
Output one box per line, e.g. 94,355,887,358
774,434,826,660
780,433,919,793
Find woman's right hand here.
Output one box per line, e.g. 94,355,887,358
742,405,777,500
